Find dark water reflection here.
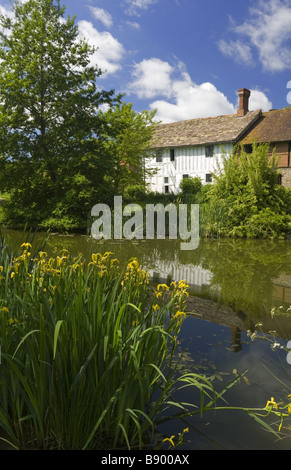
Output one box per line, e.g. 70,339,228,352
4,231,291,449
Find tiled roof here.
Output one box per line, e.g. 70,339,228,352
151,110,262,149
241,108,291,144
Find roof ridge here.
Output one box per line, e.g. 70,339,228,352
156,109,261,127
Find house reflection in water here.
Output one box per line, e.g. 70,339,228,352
147,260,291,352
148,261,245,352
272,274,291,306
149,262,214,297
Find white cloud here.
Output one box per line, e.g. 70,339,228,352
151,81,236,123
128,57,273,122
220,0,291,72
218,39,254,67
128,58,237,122
129,58,174,99
126,21,141,29
88,7,113,29
78,20,124,76
124,0,158,16
248,89,273,111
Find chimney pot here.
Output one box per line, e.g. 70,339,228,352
237,88,251,117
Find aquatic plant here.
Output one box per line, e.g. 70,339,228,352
0,234,232,450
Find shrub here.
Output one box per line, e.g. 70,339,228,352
180,176,202,197
206,143,291,238
235,208,291,239
123,184,146,202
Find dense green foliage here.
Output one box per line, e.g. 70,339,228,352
180,176,202,198
104,102,158,195
0,0,117,230
202,143,291,238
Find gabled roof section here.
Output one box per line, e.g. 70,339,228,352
241,108,291,144
151,109,262,149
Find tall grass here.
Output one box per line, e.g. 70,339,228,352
0,234,204,449
0,232,276,450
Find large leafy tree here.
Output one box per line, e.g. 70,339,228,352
103,102,158,195
0,0,116,229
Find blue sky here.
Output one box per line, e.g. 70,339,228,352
1,0,291,122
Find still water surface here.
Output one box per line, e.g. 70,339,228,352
6,231,291,449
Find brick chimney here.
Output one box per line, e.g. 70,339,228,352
237,88,250,117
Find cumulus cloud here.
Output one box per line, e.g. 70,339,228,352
78,20,124,76
128,58,237,122
128,57,272,122
219,0,291,72
151,82,236,123
129,58,174,98
88,7,113,29
248,89,273,111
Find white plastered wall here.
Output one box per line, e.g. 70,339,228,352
145,143,233,193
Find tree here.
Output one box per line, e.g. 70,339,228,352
0,0,116,229
206,143,291,238
103,102,158,195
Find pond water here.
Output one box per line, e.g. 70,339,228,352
4,231,291,449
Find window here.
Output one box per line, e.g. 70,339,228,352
156,151,162,163
164,185,169,193
206,173,212,183
170,149,175,161
244,144,252,154
205,145,214,157
182,174,188,179
164,177,169,184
